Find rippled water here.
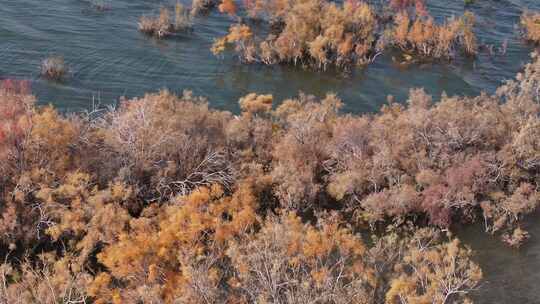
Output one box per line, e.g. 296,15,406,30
1,0,539,112
2,0,540,302
458,214,540,303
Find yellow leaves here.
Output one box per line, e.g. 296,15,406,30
311,267,329,287
394,12,411,48
338,231,366,256
88,273,112,297
521,11,540,43
337,34,354,56
309,35,330,68
183,186,212,207
385,276,415,303
112,290,123,304
355,2,375,24
211,37,228,55
213,0,379,69
219,0,237,15
392,11,477,58
227,24,253,42
110,182,133,201
238,93,273,116
386,230,482,304
95,181,260,302
226,211,377,303
31,108,76,149
27,107,79,173
208,267,221,283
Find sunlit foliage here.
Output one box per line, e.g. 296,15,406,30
93,181,258,303
521,11,540,44
4,53,540,303
0,254,90,304
139,3,192,39
227,212,376,303
212,0,477,69
213,0,383,70
0,80,33,184
390,11,477,59
385,229,482,303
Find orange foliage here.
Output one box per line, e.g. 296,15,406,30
391,11,477,59
219,0,237,15
213,0,476,68
213,0,381,69
521,11,540,44
93,181,259,303
0,80,33,179
4,47,540,304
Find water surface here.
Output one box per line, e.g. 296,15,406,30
1,0,539,113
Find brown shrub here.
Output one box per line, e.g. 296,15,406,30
390,11,477,59
227,212,376,303
41,56,67,80
271,93,342,210
385,229,482,303
214,0,477,68
5,42,540,304
98,90,233,201
0,255,91,304
0,80,34,181
213,0,382,70
93,181,259,303
139,3,191,39
521,11,540,44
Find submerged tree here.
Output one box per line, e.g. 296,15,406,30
212,0,477,70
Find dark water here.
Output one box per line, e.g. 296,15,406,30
2,0,540,302
459,216,540,304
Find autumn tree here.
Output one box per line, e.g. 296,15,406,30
227,212,377,303
213,0,382,70
521,11,540,44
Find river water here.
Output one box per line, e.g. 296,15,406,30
2,0,540,302
458,218,540,304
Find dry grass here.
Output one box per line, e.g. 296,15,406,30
391,11,477,59
40,56,67,81
521,11,540,44
138,3,192,39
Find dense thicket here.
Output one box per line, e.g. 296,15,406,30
138,3,192,38
211,0,477,70
3,52,540,303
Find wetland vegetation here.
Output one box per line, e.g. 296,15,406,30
2,0,540,303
